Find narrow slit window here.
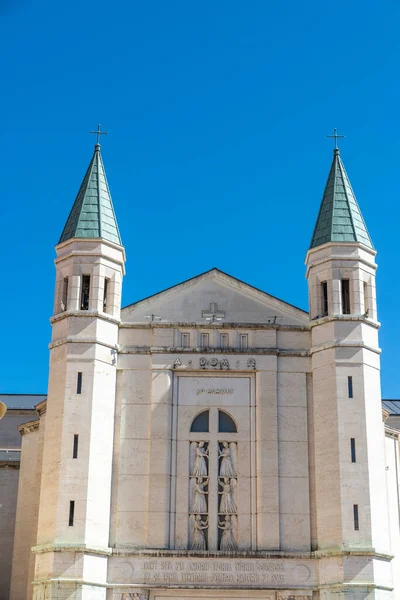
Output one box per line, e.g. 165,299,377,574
81,275,91,310
69,501,75,526
240,334,248,350
181,333,190,348
321,281,328,316
348,376,353,398
73,434,79,459
77,372,82,395
200,333,209,348
220,333,229,349
103,278,110,312
351,438,356,463
363,281,369,316
62,277,68,312
341,279,350,314
353,504,359,530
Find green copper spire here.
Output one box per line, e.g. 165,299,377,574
310,149,373,250
59,144,122,246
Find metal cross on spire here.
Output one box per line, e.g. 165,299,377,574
327,127,345,150
90,124,108,145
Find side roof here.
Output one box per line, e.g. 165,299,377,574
0,394,46,410
382,399,400,415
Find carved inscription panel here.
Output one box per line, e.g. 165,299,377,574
178,377,250,407
109,557,315,589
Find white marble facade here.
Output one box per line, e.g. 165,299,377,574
2,140,400,600
5,262,400,600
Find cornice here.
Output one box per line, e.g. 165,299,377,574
51,310,120,326
32,543,112,556
310,340,381,356
109,547,393,561
118,346,310,358
119,321,310,331
35,399,47,416
18,420,40,436
385,425,400,439
310,314,380,330
49,337,118,351
0,462,20,470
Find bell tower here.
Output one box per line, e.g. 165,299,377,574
306,140,392,598
33,136,125,600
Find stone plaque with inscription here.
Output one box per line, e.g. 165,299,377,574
108,556,315,590
178,377,250,407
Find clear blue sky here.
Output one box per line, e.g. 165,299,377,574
1,0,400,396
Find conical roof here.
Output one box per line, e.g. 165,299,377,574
59,144,122,245
310,149,373,250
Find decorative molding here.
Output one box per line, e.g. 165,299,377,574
36,399,47,417
120,321,309,331
49,337,119,351
31,542,112,555
310,313,380,330
385,426,400,440
0,462,20,470
18,420,40,436
118,347,310,358
51,309,121,326
310,340,381,356
109,547,394,560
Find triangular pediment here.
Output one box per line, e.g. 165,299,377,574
122,269,308,326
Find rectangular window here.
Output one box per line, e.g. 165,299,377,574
81,275,91,310
103,278,110,312
181,333,190,348
240,334,248,350
220,333,229,349
351,438,356,463
62,277,69,311
363,281,369,316
342,279,350,314
73,434,79,459
200,333,209,348
353,504,359,530
68,501,75,526
77,372,82,395
321,281,328,316
348,376,353,398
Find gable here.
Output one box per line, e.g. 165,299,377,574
122,269,308,326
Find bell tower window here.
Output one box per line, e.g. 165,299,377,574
103,278,110,312
81,275,91,310
61,277,68,312
341,279,350,314
321,281,328,316
363,281,369,316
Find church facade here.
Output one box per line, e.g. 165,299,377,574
3,141,400,600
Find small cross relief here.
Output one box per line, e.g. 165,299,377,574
202,302,226,323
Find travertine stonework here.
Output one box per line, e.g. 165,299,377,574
3,144,400,600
